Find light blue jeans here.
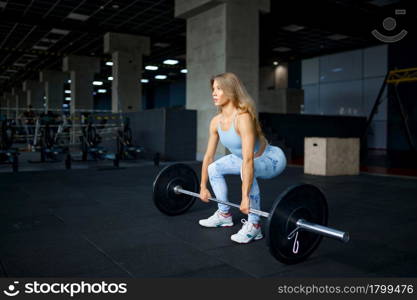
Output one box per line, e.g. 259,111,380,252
207,145,287,224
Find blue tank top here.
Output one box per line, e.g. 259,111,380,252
217,113,260,159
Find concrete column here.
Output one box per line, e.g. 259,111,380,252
16,90,28,111
11,88,21,118
274,63,289,88
258,64,303,114
40,70,69,111
23,80,45,111
175,0,270,160
62,55,100,114
3,92,14,119
104,32,150,113
0,94,5,118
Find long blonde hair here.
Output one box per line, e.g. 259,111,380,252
211,72,266,142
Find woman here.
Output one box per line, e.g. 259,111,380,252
199,72,287,244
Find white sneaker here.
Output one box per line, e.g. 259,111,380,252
199,210,234,228
231,219,263,243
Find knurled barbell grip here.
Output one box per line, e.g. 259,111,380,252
173,186,270,218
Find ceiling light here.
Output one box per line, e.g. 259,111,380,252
273,46,291,52
92,81,103,86
181,69,188,74
155,75,167,80
67,80,71,83
369,0,400,7
65,90,71,94
141,79,149,83
63,104,69,108
32,45,48,50
112,4,120,9
282,24,305,32
145,65,158,71
13,62,26,67
108,76,113,81
163,59,178,65
41,38,58,43
50,28,70,35
154,42,170,48
66,12,90,21
98,89,107,93
327,34,349,40
273,61,279,66
65,97,71,101
22,54,38,59
106,61,113,66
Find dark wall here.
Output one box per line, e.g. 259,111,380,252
154,83,170,108
143,79,186,109
124,108,196,161
91,78,186,111
165,108,196,160
94,93,111,111
288,60,301,89
388,37,417,151
170,80,186,107
260,113,367,158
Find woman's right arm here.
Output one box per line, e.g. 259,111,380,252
199,116,219,202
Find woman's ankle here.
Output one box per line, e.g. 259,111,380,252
252,222,261,229
219,211,231,217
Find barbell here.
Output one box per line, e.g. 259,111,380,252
152,163,350,265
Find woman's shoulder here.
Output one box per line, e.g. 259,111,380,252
211,114,221,123
209,114,221,130
236,111,252,122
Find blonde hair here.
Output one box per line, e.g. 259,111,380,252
210,72,266,142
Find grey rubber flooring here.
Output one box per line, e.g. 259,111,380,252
1,161,416,277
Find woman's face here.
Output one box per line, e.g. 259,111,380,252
212,79,229,107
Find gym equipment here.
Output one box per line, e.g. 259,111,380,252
0,119,19,172
28,113,68,163
153,163,199,215
116,117,144,160
153,163,349,264
79,121,119,167
39,123,67,162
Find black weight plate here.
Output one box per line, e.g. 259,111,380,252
153,163,199,216
266,184,328,265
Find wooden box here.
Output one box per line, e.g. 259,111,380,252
304,137,360,176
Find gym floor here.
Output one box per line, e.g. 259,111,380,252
1,161,416,278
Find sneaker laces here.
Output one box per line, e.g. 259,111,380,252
238,219,251,235
206,210,224,222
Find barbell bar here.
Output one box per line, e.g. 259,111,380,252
173,186,349,242
173,186,269,217
153,163,350,264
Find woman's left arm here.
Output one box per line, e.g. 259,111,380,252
238,113,256,215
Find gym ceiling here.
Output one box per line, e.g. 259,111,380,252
0,0,411,93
